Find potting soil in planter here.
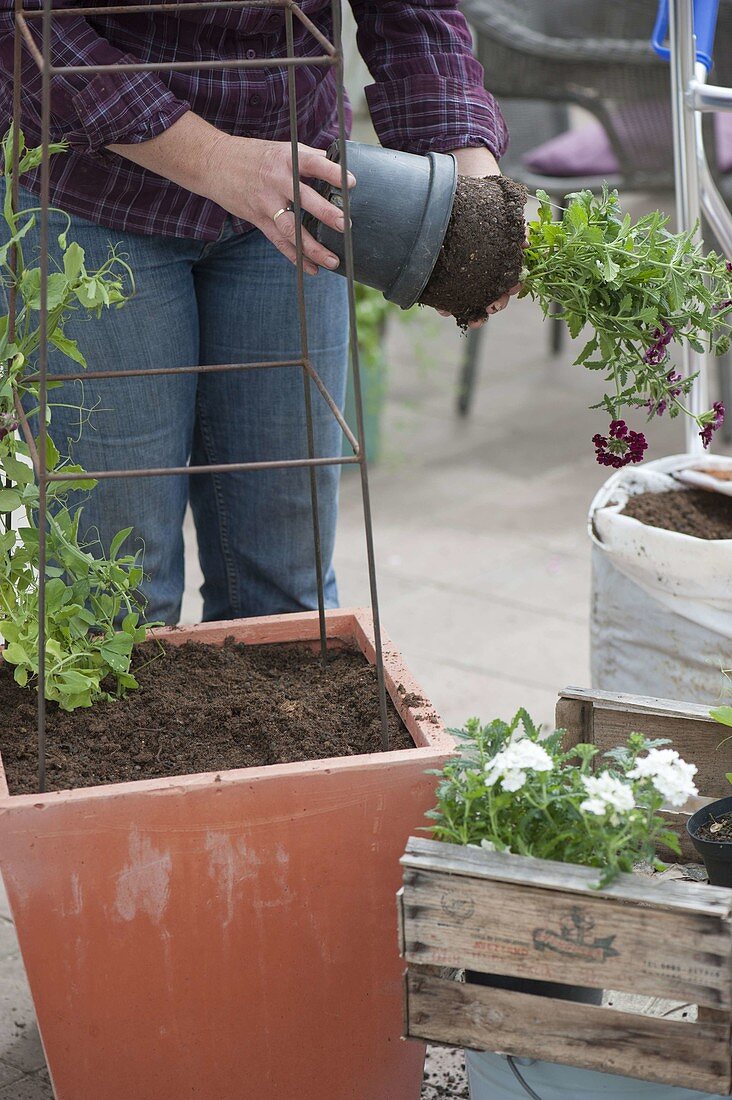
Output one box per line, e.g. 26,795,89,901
0,640,415,793
622,488,732,539
418,175,528,328
696,811,732,842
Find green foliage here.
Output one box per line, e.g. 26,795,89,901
522,187,732,437
429,712,687,888
354,283,394,375
0,127,149,710
712,705,732,728
711,706,732,785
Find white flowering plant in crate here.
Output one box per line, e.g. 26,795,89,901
429,710,699,887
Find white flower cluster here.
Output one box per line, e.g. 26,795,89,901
485,740,553,793
580,772,635,818
628,748,698,808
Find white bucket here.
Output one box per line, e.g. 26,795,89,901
466,1050,724,1099
589,453,732,704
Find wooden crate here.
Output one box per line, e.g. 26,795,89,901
400,687,732,1095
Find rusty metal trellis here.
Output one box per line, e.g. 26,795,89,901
8,0,391,792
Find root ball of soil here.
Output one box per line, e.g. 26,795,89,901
419,175,528,328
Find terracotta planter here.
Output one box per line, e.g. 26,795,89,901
0,609,452,1100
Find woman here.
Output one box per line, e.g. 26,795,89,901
0,0,510,624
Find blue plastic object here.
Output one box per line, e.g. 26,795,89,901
465,1050,728,1099
652,0,719,70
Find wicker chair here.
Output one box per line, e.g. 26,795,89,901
457,0,732,435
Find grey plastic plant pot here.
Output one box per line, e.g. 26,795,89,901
465,1050,725,1099
303,140,457,309
687,795,732,887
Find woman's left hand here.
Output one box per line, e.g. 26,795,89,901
437,146,522,328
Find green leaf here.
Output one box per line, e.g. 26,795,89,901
0,214,35,266
62,241,85,282
712,706,732,728
100,645,132,673
565,312,584,340
575,336,598,365
44,434,60,472
49,330,87,368
1,454,33,486
602,255,620,283
0,488,22,512
110,527,133,560
22,270,70,312
57,670,95,693
565,202,588,232
3,642,29,667
116,671,139,691
44,577,70,612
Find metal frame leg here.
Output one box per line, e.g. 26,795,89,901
457,324,485,417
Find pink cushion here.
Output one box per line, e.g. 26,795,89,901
523,112,732,177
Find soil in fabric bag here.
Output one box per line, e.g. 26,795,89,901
589,454,732,704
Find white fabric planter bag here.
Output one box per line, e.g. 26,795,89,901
589,454,732,704
466,1050,724,1099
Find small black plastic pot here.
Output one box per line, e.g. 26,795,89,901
303,140,457,309
687,795,732,887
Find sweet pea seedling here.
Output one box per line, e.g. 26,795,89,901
0,128,155,710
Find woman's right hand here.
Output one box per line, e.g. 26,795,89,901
110,111,354,276
205,133,355,276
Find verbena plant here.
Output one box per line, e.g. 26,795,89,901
429,710,698,886
0,129,149,710
521,187,731,467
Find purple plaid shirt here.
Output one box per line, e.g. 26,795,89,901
0,0,508,240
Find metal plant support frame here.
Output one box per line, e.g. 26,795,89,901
8,0,392,793
669,0,732,454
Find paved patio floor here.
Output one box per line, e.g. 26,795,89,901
1,223,723,1096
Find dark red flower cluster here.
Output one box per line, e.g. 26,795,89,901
700,401,725,448
666,369,683,398
593,420,648,468
643,323,675,366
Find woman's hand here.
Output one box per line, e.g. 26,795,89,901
440,145,522,328
110,111,354,276
205,132,355,276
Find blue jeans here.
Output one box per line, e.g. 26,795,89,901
17,193,349,624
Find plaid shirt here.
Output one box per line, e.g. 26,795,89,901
0,0,508,240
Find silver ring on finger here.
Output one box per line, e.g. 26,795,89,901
272,202,295,226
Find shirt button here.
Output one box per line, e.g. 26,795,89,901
246,48,256,59
267,13,279,26
249,94,261,106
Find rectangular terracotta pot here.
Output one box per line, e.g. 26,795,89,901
0,609,452,1100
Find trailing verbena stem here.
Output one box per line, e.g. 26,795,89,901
521,187,731,465
0,128,151,710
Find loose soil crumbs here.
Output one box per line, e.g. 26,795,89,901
697,811,732,843
419,175,527,328
622,488,732,540
0,640,413,795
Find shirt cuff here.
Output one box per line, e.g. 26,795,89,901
366,74,509,160
67,56,191,153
